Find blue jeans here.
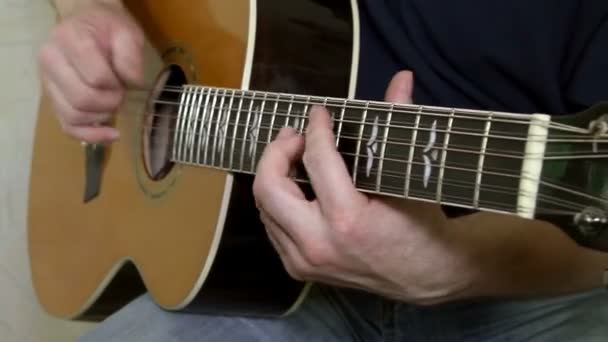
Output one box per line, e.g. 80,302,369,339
79,285,608,341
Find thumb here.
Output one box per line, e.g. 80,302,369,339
105,7,145,87
385,70,414,104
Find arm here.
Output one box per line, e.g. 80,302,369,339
449,212,608,300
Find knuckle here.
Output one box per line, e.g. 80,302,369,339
328,210,359,238
252,176,266,198
288,259,313,281
303,245,333,268
71,92,94,112
302,150,320,171
284,265,305,281
37,42,58,69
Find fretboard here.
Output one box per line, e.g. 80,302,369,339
169,85,539,215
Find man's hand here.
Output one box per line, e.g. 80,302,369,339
252,71,477,305
38,1,144,143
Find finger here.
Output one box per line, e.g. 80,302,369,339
385,70,414,104
59,26,121,90
254,127,311,228
63,125,120,144
303,106,365,213
45,78,112,126
39,44,124,113
259,210,313,281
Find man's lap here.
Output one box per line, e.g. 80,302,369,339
78,286,378,342
79,285,608,341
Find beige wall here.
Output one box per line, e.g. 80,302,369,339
0,1,94,340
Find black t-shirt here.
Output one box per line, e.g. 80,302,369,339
355,1,608,217
356,0,608,115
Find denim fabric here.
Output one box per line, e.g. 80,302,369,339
79,285,608,341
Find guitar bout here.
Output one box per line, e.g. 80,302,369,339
574,206,608,238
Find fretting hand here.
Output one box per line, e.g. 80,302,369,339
253,71,478,304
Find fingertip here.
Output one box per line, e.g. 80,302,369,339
385,70,414,104
307,105,332,132
276,126,297,140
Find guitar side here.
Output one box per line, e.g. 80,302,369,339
28,0,358,320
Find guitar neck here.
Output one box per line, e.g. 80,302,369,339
168,85,551,217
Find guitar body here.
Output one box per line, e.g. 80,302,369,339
28,0,359,320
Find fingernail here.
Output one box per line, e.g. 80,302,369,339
109,130,120,140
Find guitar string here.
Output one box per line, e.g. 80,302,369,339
136,87,549,129
147,105,606,142
142,124,606,202
160,126,606,207
142,118,608,159
350,167,591,211
174,156,590,215
151,97,560,134
123,81,602,140
134,85,600,134
143,103,608,144
148,86,607,137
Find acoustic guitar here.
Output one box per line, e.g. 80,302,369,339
28,0,608,321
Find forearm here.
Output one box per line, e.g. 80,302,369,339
49,0,123,17
451,212,608,300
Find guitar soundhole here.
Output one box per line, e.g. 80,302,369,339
142,65,186,181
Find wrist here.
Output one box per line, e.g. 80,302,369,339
445,212,608,300
51,0,124,18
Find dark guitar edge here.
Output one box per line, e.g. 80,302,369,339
181,0,356,316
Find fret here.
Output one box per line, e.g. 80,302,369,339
336,99,347,148
240,93,256,171
352,101,369,183
436,109,455,201
194,87,211,164
267,94,279,143
219,89,236,168
403,107,455,202
474,112,494,208
202,88,219,165
404,107,422,197
250,93,267,172
172,86,189,162
211,89,227,167
185,86,202,163
285,95,295,128
300,96,312,134
377,104,393,192
229,91,244,171
175,86,190,162
423,109,480,205
478,118,527,213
